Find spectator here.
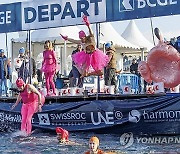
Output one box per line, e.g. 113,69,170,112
0,49,10,97
130,59,139,76
69,44,84,88
104,43,117,88
130,59,141,93
18,47,36,83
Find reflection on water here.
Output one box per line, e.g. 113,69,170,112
0,131,179,154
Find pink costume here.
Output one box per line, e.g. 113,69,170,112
42,50,56,96
72,32,109,74
19,84,45,135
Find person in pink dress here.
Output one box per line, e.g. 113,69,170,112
11,78,45,136
41,40,57,96
60,15,109,77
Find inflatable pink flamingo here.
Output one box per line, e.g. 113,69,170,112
138,28,180,88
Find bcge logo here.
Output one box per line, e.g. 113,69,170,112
119,0,134,12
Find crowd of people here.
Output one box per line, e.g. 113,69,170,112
0,15,145,98
2,16,179,152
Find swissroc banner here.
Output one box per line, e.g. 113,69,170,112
0,93,180,135
0,0,180,33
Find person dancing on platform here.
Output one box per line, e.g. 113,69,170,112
60,15,109,77
41,40,57,96
11,78,45,136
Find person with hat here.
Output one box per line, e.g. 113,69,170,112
0,49,10,97
104,43,117,90
84,136,104,154
11,78,45,136
60,15,109,77
56,127,69,143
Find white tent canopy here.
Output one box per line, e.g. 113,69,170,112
95,22,139,49
13,23,139,49
122,20,154,50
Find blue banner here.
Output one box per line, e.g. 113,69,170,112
0,94,180,135
106,0,180,21
0,3,21,33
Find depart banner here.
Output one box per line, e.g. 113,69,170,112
0,0,180,33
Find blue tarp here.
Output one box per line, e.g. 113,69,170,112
0,93,180,135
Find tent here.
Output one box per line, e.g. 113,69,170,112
94,22,139,49
122,20,154,50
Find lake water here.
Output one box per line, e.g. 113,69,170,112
0,130,179,154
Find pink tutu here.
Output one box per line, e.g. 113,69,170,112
72,49,109,74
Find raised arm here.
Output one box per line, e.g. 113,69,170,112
82,15,93,36
60,34,81,44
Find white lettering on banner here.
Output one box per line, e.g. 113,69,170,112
143,110,180,122
50,112,86,120
91,112,114,125
136,136,180,144
22,0,106,30
138,0,177,9
0,112,21,122
0,11,12,24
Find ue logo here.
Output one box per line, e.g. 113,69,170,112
119,0,134,12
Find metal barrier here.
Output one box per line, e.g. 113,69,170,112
117,73,140,94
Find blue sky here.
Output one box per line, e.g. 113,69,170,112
1,0,180,53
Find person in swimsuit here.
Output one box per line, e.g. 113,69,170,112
84,136,105,154
11,78,45,136
56,127,69,143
